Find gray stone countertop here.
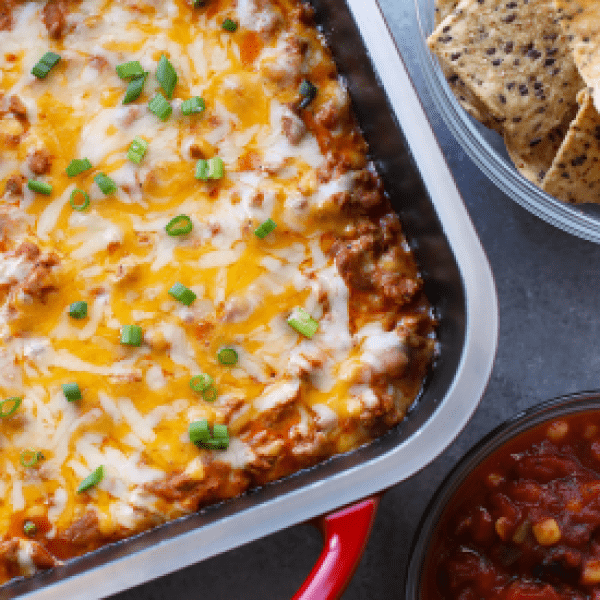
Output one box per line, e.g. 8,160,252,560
109,1,600,598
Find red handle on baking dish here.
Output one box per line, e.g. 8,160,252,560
292,494,381,600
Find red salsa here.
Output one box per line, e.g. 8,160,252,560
423,412,600,600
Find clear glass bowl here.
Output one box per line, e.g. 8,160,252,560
414,0,600,243
405,390,600,598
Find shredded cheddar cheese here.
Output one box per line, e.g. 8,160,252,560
0,0,436,582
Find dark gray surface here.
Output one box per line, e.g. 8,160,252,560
107,2,600,598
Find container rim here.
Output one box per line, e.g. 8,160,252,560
405,389,600,598
413,0,600,244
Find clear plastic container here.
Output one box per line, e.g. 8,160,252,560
405,390,600,598
414,0,600,243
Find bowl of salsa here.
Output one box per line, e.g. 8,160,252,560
406,391,600,599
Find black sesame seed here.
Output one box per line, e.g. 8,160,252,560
571,155,587,167
492,58,503,66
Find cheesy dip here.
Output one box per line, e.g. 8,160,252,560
0,0,436,583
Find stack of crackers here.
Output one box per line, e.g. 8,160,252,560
428,0,600,204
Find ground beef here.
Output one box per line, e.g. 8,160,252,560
28,148,53,175
42,0,67,39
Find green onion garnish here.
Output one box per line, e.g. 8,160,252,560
69,189,90,211
254,218,277,239
120,324,143,346
188,420,229,449
31,51,61,78
217,348,238,365
203,424,229,449
299,79,318,109
20,450,43,468
193,0,206,6
222,18,238,32
165,214,193,236
77,465,104,493
156,54,177,99
0,397,22,418
27,179,52,195
94,172,117,195
169,282,197,306
123,72,148,104
195,157,224,180
65,158,92,177
148,92,172,121
181,96,205,116
208,156,224,179
288,307,319,339
202,385,217,402
195,159,208,180
116,60,144,79
23,521,37,536
62,382,82,402
213,423,229,441
127,136,148,164
189,419,210,444
190,373,214,393
69,300,88,319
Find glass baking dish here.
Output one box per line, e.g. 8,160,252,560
414,0,600,243
4,0,498,597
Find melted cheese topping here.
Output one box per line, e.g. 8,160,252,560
0,0,435,580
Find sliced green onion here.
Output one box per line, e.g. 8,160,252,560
217,348,238,365
169,282,197,306
77,465,104,494
148,92,172,121
69,300,88,319
195,159,208,180
65,158,92,177
62,382,82,402
165,214,192,236
116,60,144,79
254,218,277,239
207,424,229,449
288,307,319,339
156,54,177,99
213,423,228,440
299,79,318,109
181,96,205,116
0,397,21,418
189,419,210,444
94,172,117,195
27,179,52,195
31,51,60,78
207,156,224,179
123,72,148,104
69,189,90,211
193,0,206,6
190,373,214,393
222,18,238,32
20,450,43,468
23,521,37,536
196,157,224,180
127,136,148,164
120,324,143,347
202,385,218,403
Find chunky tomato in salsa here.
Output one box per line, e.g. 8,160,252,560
423,412,600,600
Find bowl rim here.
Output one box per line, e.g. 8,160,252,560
404,389,600,598
413,0,600,244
